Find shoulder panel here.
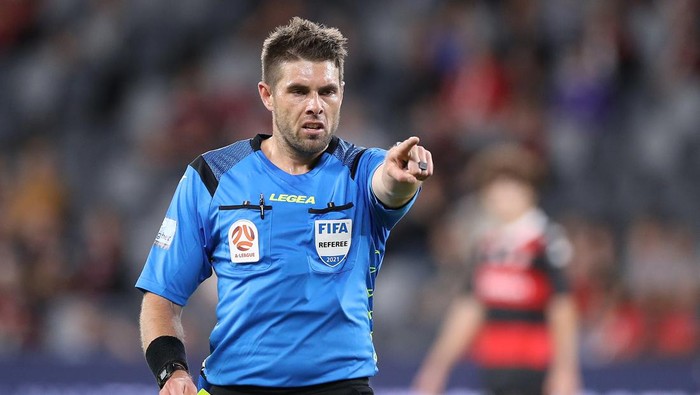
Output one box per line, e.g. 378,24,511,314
190,156,218,197
190,139,255,196
331,137,367,179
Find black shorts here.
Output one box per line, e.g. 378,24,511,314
481,368,546,395
207,377,373,395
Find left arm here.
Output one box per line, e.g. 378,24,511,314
545,295,581,395
372,136,433,208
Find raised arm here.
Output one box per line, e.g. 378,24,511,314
372,136,433,208
140,292,197,395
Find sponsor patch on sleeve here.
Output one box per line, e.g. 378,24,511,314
154,217,177,249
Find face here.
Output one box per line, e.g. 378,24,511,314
258,60,343,157
480,177,535,222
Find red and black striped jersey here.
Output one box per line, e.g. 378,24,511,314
465,209,572,368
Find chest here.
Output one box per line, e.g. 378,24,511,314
209,167,364,275
476,233,546,269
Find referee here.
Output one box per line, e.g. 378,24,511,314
136,17,433,395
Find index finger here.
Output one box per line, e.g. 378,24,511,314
393,136,420,158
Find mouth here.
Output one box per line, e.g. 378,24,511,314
301,121,325,133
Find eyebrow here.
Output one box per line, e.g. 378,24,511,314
285,83,339,92
319,84,339,92
286,83,308,92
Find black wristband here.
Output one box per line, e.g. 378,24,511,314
145,336,189,388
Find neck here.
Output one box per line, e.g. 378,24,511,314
260,135,323,175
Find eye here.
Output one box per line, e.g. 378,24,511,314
287,85,308,96
320,88,337,96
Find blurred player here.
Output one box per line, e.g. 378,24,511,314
412,143,580,395
135,17,432,395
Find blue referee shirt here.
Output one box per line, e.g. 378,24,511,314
136,134,417,387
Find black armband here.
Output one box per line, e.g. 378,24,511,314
145,335,189,388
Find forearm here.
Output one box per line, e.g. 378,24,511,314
139,292,197,392
547,295,579,372
423,296,484,372
413,296,484,394
139,291,186,351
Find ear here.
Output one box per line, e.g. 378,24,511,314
258,82,274,111
339,80,345,103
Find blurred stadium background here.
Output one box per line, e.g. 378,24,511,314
0,0,699,393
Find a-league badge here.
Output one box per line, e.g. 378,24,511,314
229,219,260,263
314,219,352,267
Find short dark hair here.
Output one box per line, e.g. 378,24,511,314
261,17,348,88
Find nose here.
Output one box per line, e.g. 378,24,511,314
305,92,323,115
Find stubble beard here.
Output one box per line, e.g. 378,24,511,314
274,116,338,158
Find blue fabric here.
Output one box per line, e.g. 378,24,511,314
202,139,255,182
136,136,418,387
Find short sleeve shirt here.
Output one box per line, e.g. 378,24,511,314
136,134,417,386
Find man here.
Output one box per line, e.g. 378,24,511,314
412,143,579,395
136,17,432,395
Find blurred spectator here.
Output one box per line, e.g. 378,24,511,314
0,154,28,352
2,139,70,352
623,216,700,358
70,206,131,297
147,61,227,167
0,1,38,53
562,216,644,364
